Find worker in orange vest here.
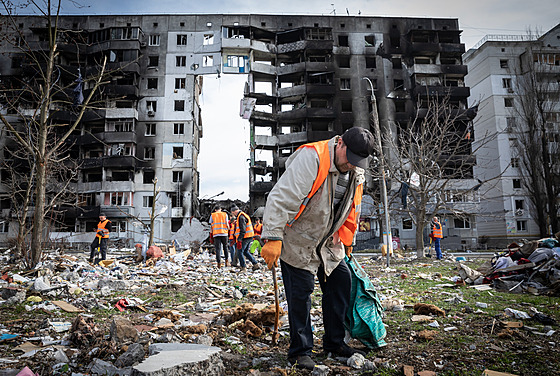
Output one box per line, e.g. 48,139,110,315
431,216,443,260
231,205,258,272
209,206,230,268
261,127,373,369
89,213,112,263
253,218,263,236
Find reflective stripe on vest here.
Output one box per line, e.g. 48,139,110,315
235,212,254,239
337,183,363,246
96,219,111,239
211,212,228,236
287,140,330,226
432,223,443,238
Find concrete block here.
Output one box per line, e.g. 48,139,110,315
133,343,223,376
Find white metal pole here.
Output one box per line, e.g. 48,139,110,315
363,78,393,267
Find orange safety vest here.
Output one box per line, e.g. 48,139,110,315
432,222,443,238
96,219,111,239
211,211,228,236
228,221,235,240
287,139,363,247
234,211,254,240
254,222,263,235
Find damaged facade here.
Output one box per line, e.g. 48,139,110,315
0,14,475,248
464,24,560,247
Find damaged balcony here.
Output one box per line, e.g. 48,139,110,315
277,107,336,121
413,85,470,98
410,64,467,76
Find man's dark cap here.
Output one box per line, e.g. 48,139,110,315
342,127,374,169
99,213,106,217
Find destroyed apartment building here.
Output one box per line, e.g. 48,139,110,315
0,14,475,248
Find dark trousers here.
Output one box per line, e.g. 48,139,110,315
237,238,257,267
281,259,351,358
90,237,108,261
213,236,228,264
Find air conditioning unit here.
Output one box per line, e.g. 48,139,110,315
147,110,155,117
515,209,524,216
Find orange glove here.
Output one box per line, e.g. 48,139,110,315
345,246,353,258
261,240,282,269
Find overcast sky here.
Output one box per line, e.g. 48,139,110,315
22,0,559,200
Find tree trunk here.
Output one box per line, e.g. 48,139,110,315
30,156,47,266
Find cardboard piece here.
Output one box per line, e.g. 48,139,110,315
501,321,523,328
482,370,518,376
411,315,434,323
51,300,84,313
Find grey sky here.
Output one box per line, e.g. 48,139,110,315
18,0,558,200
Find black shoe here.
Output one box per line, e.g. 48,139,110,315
326,343,367,358
288,355,316,370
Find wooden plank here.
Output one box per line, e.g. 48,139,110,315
482,370,518,376
51,300,84,313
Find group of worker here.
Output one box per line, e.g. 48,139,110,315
209,205,263,271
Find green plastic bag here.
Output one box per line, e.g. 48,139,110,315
344,255,387,348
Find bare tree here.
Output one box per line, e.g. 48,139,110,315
375,93,499,258
0,0,107,267
509,34,560,236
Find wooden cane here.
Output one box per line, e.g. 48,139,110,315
272,265,280,345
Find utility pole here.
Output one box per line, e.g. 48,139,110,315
363,77,393,267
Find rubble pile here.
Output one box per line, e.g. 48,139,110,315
455,237,560,295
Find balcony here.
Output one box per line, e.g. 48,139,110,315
106,61,141,75
278,85,306,98
222,37,252,50
277,132,308,146
440,43,465,55
102,181,134,192
103,131,137,144
251,62,276,76
413,85,470,99
106,108,138,119
103,156,137,168
410,42,440,55
442,64,468,75
278,62,306,76
250,110,276,123
80,158,103,169
277,107,337,122
250,181,275,193
100,205,132,218
104,85,139,98
254,135,278,148
277,39,333,54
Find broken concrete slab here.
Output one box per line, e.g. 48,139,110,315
132,343,223,376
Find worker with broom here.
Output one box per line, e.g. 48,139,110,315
261,127,373,370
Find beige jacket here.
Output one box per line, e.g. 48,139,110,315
262,136,365,276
